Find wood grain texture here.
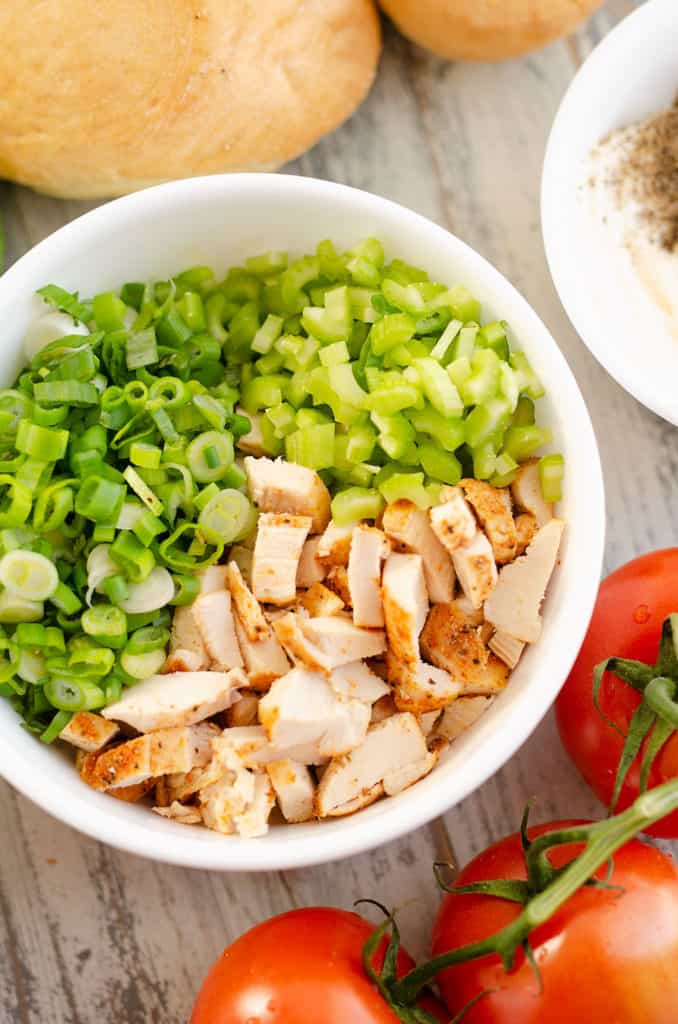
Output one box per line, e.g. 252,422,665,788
1,3,673,1021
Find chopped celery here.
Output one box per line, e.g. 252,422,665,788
381,279,427,315
331,487,384,525
512,395,535,426
451,323,478,361
371,412,416,460
408,406,465,452
442,284,481,322
265,403,297,439
430,319,462,362
285,424,335,470
471,442,496,480
369,313,416,356
297,408,332,429
447,356,472,390
379,471,432,508
499,362,520,413
251,313,283,354
477,320,509,361
503,425,553,462
459,349,501,407
418,442,462,486
539,453,564,503
413,358,463,418
327,364,368,409
464,397,511,450
364,383,421,415
346,422,377,463
319,341,350,368
510,351,545,400
301,306,347,344
490,451,519,488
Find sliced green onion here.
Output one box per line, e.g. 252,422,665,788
110,532,156,583
74,476,126,524
198,488,252,544
44,676,105,712
169,574,201,606
39,709,73,745
81,605,127,649
186,431,234,483
123,466,163,516
0,550,59,601
539,453,565,503
0,592,43,623
120,647,166,679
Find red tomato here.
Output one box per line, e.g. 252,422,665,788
555,549,678,837
191,907,447,1024
432,821,678,1023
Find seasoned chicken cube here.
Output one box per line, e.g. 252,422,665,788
226,692,259,728
297,536,326,588
511,460,553,527
324,782,384,817
59,711,119,753
259,667,371,761
418,710,442,736
236,409,266,457
164,648,205,673
229,544,253,586
298,582,344,618
489,630,526,669
386,651,461,712
304,615,387,666
252,512,312,605
420,603,508,694
234,611,290,690
452,531,498,609
101,668,244,731
226,560,270,642
315,713,429,816
153,801,203,825
267,759,315,823
197,564,229,594
169,603,209,671
233,773,276,838
383,748,439,796
108,779,156,803
436,696,494,742
382,499,455,603
325,565,352,606
347,525,390,628
329,661,390,705
89,723,216,790
430,488,477,554
199,745,274,838
382,552,429,666
193,590,243,670
460,479,517,564
484,519,564,643
370,693,397,725
244,456,331,533
514,513,538,557
317,522,353,566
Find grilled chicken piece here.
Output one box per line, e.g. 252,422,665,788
386,651,461,712
200,749,275,839
436,696,494,742
266,759,315,823
382,499,455,603
168,603,209,671
511,460,553,527
460,479,517,564
315,713,429,816
429,487,477,553
164,648,204,673
193,590,244,670
251,512,312,605
383,746,440,796
273,612,333,673
59,712,119,753
514,513,538,557
329,661,390,705
152,802,203,825
296,536,326,588
484,519,564,643
420,603,509,695
317,522,354,566
382,552,428,666
259,667,371,761
489,630,526,670
347,525,390,628
101,668,244,731
226,560,270,641
88,723,217,790
304,615,387,666
197,564,229,594
297,582,344,618
244,456,331,533
452,531,498,609
226,694,259,730
228,544,253,586
325,565,352,606
236,409,266,457
234,611,290,690
324,783,384,817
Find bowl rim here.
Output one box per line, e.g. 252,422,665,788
0,173,605,870
541,0,677,425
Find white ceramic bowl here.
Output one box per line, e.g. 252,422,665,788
542,0,678,424
0,175,604,870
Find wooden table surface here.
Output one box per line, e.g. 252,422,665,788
2,2,673,1021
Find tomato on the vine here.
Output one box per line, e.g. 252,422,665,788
556,549,678,837
190,907,447,1024
432,821,678,1024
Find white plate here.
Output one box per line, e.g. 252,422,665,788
0,174,604,870
542,0,678,425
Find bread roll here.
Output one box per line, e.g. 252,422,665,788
0,0,380,198
379,0,603,61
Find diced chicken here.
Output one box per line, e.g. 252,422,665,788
226,560,270,642
259,667,371,761
164,648,204,674
315,713,428,816
325,565,352,606
382,499,455,603
210,725,316,771
436,696,494,742
514,513,538,557
418,710,442,736
193,590,244,670
430,487,477,554
197,564,229,594
266,759,315,823
169,603,209,671
453,595,485,626
229,544,253,586
386,651,461,712
460,479,517,564
226,692,260,728
59,711,119,753
108,779,156,803
511,460,553,527
296,536,327,588
304,615,387,667
236,409,266,457
420,603,509,695
489,630,526,670
484,519,564,643
251,512,312,605
347,525,390,628
370,693,397,725
88,723,217,790
324,782,384,817
298,582,344,618
154,776,171,807
199,772,251,835
153,801,203,825
101,668,244,731
244,455,331,533
317,522,353,566
452,531,498,609
382,552,428,666
233,773,276,838
383,748,439,796
273,613,334,673
234,611,290,689
330,661,390,705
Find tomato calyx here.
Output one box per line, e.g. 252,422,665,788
367,779,678,1012
594,612,678,810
